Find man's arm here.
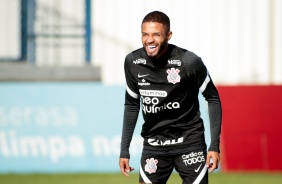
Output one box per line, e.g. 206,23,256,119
184,52,222,172
119,95,140,177
119,54,140,177
119,94,139,177
201,78,222,153
183,53,222,153
199,70,222,173
120,94,140,159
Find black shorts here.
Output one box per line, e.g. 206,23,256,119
139,150,208,184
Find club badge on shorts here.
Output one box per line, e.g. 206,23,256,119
145,158,158,174
167,68,180,84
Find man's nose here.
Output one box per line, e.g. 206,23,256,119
146,35,154,44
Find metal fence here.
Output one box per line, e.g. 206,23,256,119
0,0,91,66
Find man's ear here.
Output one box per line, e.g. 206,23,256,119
167,31,172,41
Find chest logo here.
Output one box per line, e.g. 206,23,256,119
138,73,149,78
168,60,181,66
166,68,180,84
133,58,146,65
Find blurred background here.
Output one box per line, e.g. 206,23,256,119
0,0,281,175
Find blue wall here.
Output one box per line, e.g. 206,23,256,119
0,82,210,173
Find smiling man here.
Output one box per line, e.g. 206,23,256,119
119,11,222,184
141,20,171,58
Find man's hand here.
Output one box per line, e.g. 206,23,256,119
206,151,220,173
119,158,135,177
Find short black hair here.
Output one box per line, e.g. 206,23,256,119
142,11,170,33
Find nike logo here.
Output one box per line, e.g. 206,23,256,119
194,163,202,173
138,74,149,78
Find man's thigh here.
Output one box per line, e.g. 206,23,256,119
139,153,174,184
174,150,208,184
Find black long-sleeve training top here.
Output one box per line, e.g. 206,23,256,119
120,44,222,159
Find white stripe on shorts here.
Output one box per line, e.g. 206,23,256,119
193,165,207,184
140,165,152,184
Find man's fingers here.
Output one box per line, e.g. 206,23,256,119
207,163,216,173
207,158,219,173
120,164,129,177
123,167,134,177
125,167,135,172
121,167,130,177
129,167,135,172
123,172,130,177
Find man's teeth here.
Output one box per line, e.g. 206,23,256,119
148,46,156,49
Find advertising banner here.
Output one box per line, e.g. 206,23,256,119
0,82,210,173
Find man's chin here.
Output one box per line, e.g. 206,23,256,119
146,51,158,58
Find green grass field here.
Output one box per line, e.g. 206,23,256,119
1,172,282,184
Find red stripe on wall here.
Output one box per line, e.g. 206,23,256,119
217,85,282,171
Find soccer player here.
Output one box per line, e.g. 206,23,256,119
119,11,222,184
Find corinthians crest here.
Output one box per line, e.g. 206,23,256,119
167,68,180,84
145,158,158,174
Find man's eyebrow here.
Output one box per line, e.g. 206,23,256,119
141,31,161,34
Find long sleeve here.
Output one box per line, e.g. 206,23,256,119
202,80,222,152
119,93,140,158
195,59,222,153
120,53,141,158
183,52,222,153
